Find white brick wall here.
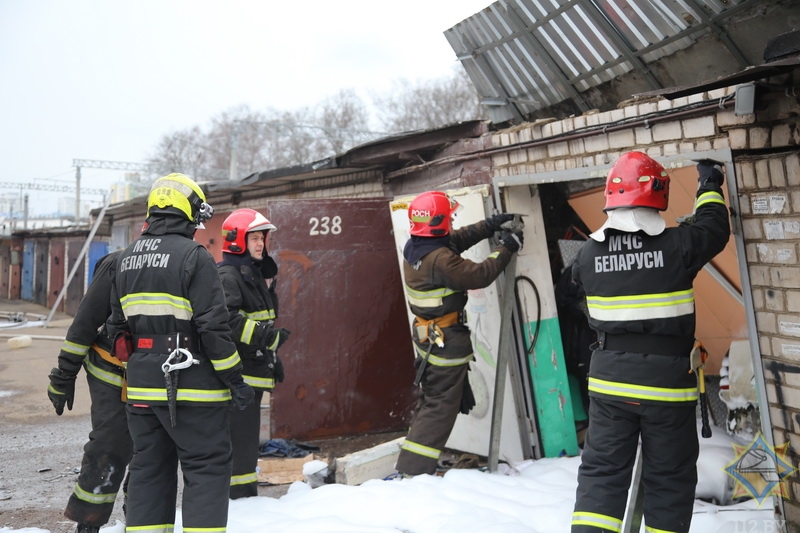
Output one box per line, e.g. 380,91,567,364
652,121,682,141
682,116,716,138
789,153,800,187
584,134,610,153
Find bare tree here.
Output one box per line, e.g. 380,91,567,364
373,67,487,133
147,126,226,180
313,89,376,154
205,105,284,179
147,68,486,181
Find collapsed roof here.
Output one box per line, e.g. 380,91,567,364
445,0,799,123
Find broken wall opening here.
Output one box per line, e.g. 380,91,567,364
494,148,763,505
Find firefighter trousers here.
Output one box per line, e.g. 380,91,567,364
229,389,265,499
572,397,698,533
395,359,469,476
64,372,132,527
125,404,232,530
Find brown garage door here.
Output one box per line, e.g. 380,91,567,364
248,198,417,440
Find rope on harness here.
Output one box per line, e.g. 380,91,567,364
162,348,199,428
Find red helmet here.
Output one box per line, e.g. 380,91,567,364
222,208,276,254
408,191,460,237
604,151,670,211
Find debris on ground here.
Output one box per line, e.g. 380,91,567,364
258,438,320,458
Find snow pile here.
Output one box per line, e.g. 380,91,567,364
0,422,778,533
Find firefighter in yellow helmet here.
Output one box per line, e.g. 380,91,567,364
107,173,253,531
570,153,729,533
218,208,289,499
395,191,523,477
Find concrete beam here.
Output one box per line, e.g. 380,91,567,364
334,437,405,485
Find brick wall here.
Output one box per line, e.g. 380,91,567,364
490,80,800,526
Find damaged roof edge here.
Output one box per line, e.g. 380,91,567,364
209,120,490,193
206,157,339,194
633,55,800,100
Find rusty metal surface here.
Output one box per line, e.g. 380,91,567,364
0,243,9,298
47,240,65,311
65,239,86,316
267,198,417,439
263,198,415,439
195,213,224,260
206,198,417,440
33,239,47,307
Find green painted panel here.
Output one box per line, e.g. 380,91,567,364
524,316,580,457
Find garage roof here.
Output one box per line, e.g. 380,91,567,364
444,0,781,123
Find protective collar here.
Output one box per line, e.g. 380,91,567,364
143,214,197,239
219,250,278,280
403,235,451,265
590,207,666,242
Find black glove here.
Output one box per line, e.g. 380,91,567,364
697,162,724,189
499,231,524,253
272,354,285,383
47,367,76,416
485,213,516,232
459,375,476,415
262,327,291,352
230,380,255,410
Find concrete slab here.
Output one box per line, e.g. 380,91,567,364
334,436,404,485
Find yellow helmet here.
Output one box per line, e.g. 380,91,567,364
146,173,214,225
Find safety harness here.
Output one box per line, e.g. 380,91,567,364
92,344,128,401
133,333,198,427
412,311,460,386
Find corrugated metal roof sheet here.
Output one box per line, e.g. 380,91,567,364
444,0,763,123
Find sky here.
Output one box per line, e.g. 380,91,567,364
0,423,779,533
0,0,492,217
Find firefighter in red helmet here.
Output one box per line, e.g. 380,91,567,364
218,207,289,499
395,191,524,477
570,152,730,533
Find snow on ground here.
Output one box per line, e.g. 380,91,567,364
0,422,780,533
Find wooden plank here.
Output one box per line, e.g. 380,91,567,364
257,454,315,485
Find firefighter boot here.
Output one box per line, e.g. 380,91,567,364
75,524,100,533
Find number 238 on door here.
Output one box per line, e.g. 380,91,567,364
309,216,342,235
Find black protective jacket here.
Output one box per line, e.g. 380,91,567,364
56,251,123,389
218,252,281,391
107,215,243,406
573,183,730,406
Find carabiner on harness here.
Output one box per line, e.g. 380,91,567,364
162,348,199,374
162,347,198,429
